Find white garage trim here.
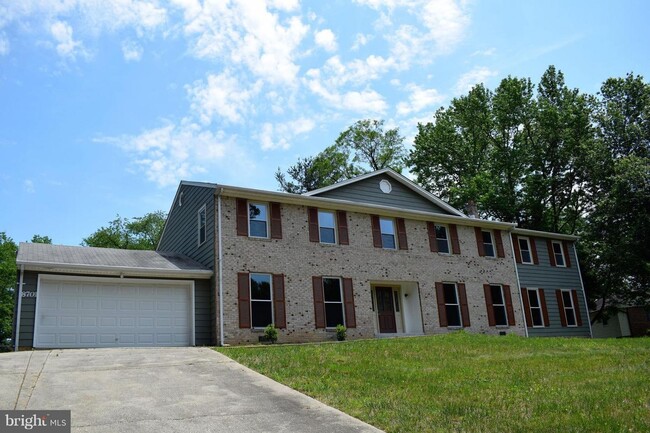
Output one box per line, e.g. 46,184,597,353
34,274,196,348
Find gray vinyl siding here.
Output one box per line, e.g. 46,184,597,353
516,237,590,337
16,271,212,348
313,174,453,214
158,184,215,269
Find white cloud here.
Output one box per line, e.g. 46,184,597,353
187,71,263,124
24,179,35,193
50,20,86,59
0,33,9,55
314,28,337,52
259,117,316,150
396,83,444,116
472,47,496,57
453,66,498,95
98,120,230,187
351,33,370,50
121,40,143,61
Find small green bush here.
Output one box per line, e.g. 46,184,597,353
264,324,278,343
335,324,347,341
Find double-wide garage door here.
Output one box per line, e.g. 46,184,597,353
34,277,194,348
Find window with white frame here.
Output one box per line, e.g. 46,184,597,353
527,289,545,327
250,273,273,328
323,277,344,328
436,225,450,254
519,237,533,264
249,202,269,238
552,241,566,267
443,283,462,327
197,205,207,246
561,290,577,326
380,218,397,249
318,210,336,244
482,230,495,257
490,285,508,326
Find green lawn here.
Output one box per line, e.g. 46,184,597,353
216,333,650,433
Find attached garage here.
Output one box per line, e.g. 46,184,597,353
15,243,213,350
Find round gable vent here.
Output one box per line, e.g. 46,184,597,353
379,179,392,194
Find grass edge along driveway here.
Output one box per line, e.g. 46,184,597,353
217,333,650,433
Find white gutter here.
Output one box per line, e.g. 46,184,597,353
513,228,579,241
14,265,24,351
217,188,225,346
15,262,213,279
573,243,593,338
508,234,529,338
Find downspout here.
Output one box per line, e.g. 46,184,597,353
573,242,593,338
14,265,24,351
217,188,225,346
508,231,529,338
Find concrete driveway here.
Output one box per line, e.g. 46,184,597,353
0,347,382,433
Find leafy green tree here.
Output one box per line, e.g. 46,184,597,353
276,119,406,193
0,232,17,350
82,211,166,250
30,235,52,244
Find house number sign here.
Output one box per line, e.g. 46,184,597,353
21,291,36,298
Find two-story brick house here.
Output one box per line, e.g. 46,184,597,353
13,169,591,349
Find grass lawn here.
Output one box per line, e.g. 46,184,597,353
217,333,650,433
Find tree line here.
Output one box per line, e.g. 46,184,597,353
276,66,649,322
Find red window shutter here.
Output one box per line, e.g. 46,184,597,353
530,238,539,264
494,229,505,258
458,283,471,327
563,240,572,268
547,240,557,267
521,287,532,327
539,289,550,327
342,278,356,328
312,276,325,328
272,274,286,329
435,282,447,327
308,207,319,243
270,202,283,240
503,285,515,326
337,211,349,245
572,290,582,326
427,222,438,252
450,224,461,255
512,234,522,264
483,284,495,326
396,218,408,250
474,227,485,257
237,272,250,328
556,290,567,327
236,198,248,237
371,215,382,248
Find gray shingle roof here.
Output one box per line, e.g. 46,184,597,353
16,243,212,278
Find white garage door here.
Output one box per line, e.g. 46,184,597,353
34,277,194,348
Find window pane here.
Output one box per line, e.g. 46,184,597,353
380,218,394,235
562,291,573,307
494,305,508,326
437,239,450,253
318,211,335,228
566,309,576,326
435,225,447,240
250,274,271,300
531,308,544,327
382,234,396,249
553,243,565,266
249,203,268,237
484,243,495,257
250,220,267,237
528,290,540,308
325,303,344,328
446,305,462,327
482,231,493,244
519,239,532,263
323,278,342,302
490,285,504,304
320,227,336,244
521,250,532,263
443,284,458,304
251,301,273,328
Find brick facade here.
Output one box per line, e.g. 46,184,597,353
216,196,526,345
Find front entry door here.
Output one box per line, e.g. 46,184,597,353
376,287,397,333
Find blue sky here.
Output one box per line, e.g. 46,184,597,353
1,0,648,246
